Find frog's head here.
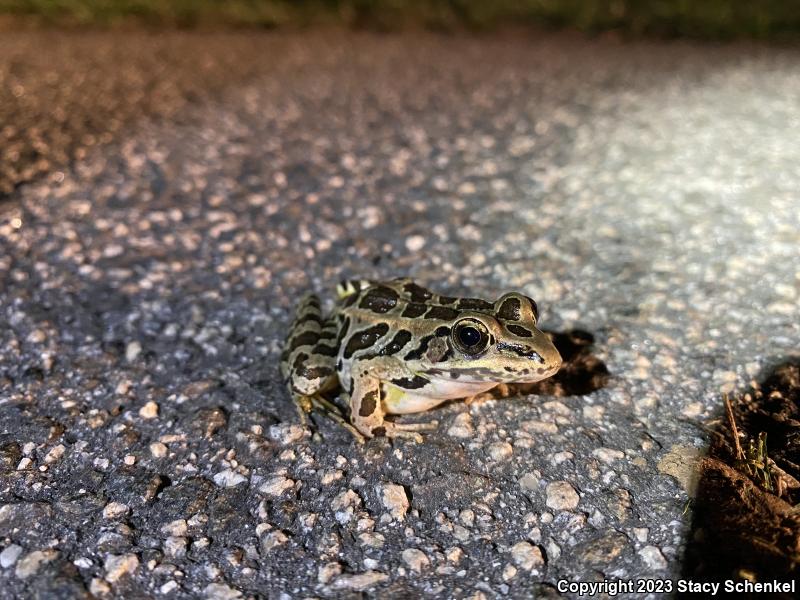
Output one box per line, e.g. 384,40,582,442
418,292,562,384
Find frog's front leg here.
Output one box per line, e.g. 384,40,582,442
348,361,438,442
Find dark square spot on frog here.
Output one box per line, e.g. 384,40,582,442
507,324,533,337
289,330,319,352
497,297,522,321
391,375,430,389
297,310,323,325
359,389,379,416
359,286,399,313
292,352,309,370
457,297,494,311
382,330,412,355
424,306,460,321
343,323,390,358
402,303,428,318
403,282,433,303
312,343,338,357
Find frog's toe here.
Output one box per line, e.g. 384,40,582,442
381,420,439,442
395,420,439,431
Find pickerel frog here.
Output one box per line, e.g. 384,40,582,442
280,278,562,442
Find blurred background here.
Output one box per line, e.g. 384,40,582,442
2,0,800,36
1,1,799,598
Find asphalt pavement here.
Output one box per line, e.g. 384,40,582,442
1,30,799,598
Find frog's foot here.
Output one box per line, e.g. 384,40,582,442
303,394,365,443
381,420,439,443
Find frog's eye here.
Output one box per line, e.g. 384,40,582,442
452,319,490,356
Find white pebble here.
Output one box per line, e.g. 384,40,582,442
510,541,544,571
139,401,159,419
0,544,23,568
405,235,426,252
149,442,168,458
259,476,294,496
377,483,409,521
125,341,142,362
488,441,513,461
545,481,579,510
102,502,130,520
213,470,247,488
401,548,430,572
104,554,139,583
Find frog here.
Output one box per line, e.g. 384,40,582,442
280,278,562,442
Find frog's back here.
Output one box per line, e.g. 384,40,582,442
336,277,496,323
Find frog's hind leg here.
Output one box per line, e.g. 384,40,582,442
280,294,336,420
281,297,362,440
349,364,439,443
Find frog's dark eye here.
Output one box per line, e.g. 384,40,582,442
452,319,490,356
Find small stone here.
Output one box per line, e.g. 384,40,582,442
15,550,58,579
377,483,408,521
447,413,474,438
581,532,627,564
332,489,361,510
317,561,342,584
446,547,463,563
639,545,668,570
74,557,92,569
213,469,247,488
27,329,47,343
103,502,130,520
139,401,159,419
592,447,625,463
104,553,139,582
125,341,142,362
1,544,23,568
160,580,179,594
405,235,426,252
488,441,513,461
44,444,65,463
502,564,517,581
259,475,295,497
321,470,343,485
161,519,188,537
510,541,544,571
17,457,33,470
164,536,187,559
459,509,475,527
204,583,243,600
268,424,305,445
545,481,579,510
261,531,288,552
123,455,136,465
90,578,111,595
401,548,429,572
519,472,539,492
330,571,389,591
149,442,168,458
358,532,385,548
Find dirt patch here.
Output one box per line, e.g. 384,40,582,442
682,359,800,590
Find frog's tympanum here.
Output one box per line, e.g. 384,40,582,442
280,278,562,442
